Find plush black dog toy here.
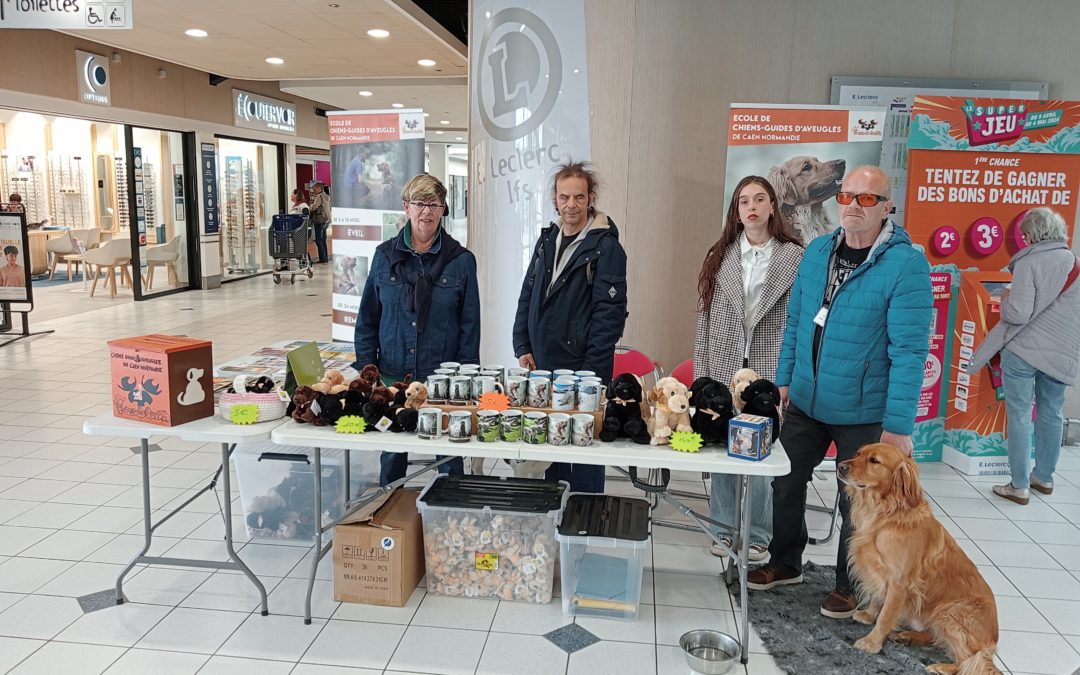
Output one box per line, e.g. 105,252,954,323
689,376,735,445
599,373,651,444
740,378,781,442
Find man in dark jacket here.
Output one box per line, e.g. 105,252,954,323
354,174,480,485
513,162,629,492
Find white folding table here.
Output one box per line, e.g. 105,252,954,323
82,414,277,615
270,420,790,664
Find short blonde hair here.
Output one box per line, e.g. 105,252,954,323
400,174,447,204
1020,207,1068,244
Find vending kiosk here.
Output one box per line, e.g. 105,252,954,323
942,271,1013,475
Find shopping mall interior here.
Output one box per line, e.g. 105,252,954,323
1,2,1080,674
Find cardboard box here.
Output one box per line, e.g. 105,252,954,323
333,489,424,607
728,413,772,461
108,334,214,427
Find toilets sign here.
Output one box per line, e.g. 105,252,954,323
0,0,132,29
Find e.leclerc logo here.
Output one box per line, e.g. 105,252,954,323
476,8,562,142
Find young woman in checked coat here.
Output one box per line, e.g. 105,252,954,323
693,175,804,561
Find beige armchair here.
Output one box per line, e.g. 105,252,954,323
45,232,75,280
50,228,102,281
143,235,182,290
85,238,133,298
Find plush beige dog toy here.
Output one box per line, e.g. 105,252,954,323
730,367,760,413
646,377,693,445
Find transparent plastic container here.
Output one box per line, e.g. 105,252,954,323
234,441,379,541
557,494,651,621
417,475,567,603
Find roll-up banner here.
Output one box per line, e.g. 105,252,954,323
0,212,31,303
470,0,591,366
725,104,886,246
327,109,426,342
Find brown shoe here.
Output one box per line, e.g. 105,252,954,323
820,588,858,619
746,564,803,591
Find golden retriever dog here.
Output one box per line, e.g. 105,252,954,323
839,443,1000,675
767,156,846,243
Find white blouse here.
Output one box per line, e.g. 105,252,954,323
739,232,774,332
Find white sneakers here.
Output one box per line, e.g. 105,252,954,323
709,537,770,563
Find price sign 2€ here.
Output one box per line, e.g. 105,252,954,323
932,225,960,257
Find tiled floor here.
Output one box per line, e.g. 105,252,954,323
1,276,1079,674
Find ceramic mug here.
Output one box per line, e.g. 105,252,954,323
476,410,501,442
426,375,450,402
458,364,481,373
417,407,449,439
472,375,504,400
433,368,457,377
551,378,577,411
529,369,552,381
577,381,608,413
548,413,571,446
501,409,524,442
449,376,472,405
523,411,548,444
527,377,551,408
440,361,461,371
553,369,575,379
572,413,595,447
448,410,472,443
483,365,505,381
505,376,529,407
507,367,530,379
574,370,596,379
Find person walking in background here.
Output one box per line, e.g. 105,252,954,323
694,175,803,563
353,174,480,486
747,165,932,620
289,188,309,215
309,182,332,263
970,207,1080,505
513,161,628,493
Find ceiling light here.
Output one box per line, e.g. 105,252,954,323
435,130,444,135
418,59,436,67
328,3,340,7
185,28,208,38
391,103,404,108
367,28,389,38
423,113,430,117
265,57,284,65
439,120,450,125
358,90,373,96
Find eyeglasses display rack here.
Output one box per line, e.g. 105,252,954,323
114,156,130,233
46,153,90,229
223,157,259,274
0,154,46,224
142,162,158,242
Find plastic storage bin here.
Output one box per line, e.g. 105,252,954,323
234,441,379,541
557,494,651,620
417,475,566,603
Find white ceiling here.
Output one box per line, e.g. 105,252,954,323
61,0,468,139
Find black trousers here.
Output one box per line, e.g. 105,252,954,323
769,403,882,592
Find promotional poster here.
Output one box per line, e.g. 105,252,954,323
469,0,591,366
725,105,886,245
326,109,426,342
0,212,30,303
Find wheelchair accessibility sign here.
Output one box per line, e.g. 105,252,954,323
0,0,132,30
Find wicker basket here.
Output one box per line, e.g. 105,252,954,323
219,392,288,424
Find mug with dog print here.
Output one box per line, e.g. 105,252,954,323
523,411,548,444
472,375,504,400
548,413,571,446
448,410,472,443
439,362,461,371
577,381,607,413
477,410,501,442
507,367,530,379
426,375,450,403
553,369,576,379
417,407,449,440
529,369,552,380
551,378,577,411
449,376,472,404
574,370,596,379
501,409,523,442
572,413,595,447
527,377,551,408
505,376,529,407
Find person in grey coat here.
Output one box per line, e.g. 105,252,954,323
970,207,1080,505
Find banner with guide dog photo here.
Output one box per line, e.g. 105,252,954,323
725,104,886,245
327,109,426,342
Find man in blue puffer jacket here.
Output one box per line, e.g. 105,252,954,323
747,165,932,620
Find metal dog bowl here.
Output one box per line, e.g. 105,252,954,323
679,629,740,674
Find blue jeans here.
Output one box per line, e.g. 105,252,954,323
1001,349,1065,488
314,222,329,263
380,452,463,487
710,473,772,546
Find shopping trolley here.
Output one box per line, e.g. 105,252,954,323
269,213,314,285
